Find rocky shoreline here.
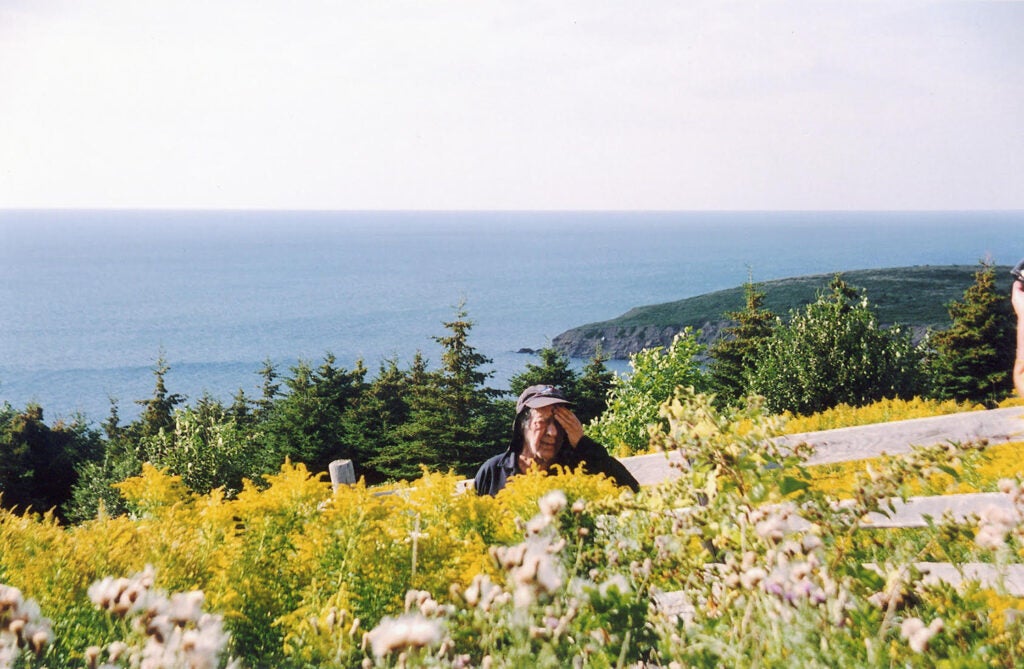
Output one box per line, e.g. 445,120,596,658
551,321,730,359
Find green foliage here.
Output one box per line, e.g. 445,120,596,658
707,279,777,406
137,394,272,496
749,275,924,416
0,404,103,521
509,347,577,398
260,354,371,478
926,259,1015,407
574,348,615,423
371,303,505,480
131,355,185,440
587,328,707,455
562,265,999,340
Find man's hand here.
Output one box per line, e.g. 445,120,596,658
553,406,585,447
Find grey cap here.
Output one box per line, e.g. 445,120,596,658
516,385,573,414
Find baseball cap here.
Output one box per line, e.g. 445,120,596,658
516,385,573,414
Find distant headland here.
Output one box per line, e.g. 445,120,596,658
550,265,1013,359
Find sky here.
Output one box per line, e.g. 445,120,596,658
0,1,1021,211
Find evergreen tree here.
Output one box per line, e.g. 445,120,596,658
0,404,104,521
749,275,923,416
509,347,578,398
133,355,186,439
351,356,418,484
575,348,615,424
707,280,777,406
102,396,122,441
256,358,281,415
261,354,370,478
926,260,1015,406
371,303,504,480
70,398,143,522
508,346,613,424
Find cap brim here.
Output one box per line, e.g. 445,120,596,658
522,397,573,410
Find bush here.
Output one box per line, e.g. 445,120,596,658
749,275,924,416
586,328,707,455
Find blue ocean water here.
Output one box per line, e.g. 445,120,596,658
0,210,1021,423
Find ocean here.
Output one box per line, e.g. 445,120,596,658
1,210,1020,424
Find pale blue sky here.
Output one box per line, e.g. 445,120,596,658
1,1,1021,210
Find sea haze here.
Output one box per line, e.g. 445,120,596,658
0,210,1021,423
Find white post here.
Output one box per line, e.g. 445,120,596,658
329,459,356,491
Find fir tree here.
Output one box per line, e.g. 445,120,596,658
509,347,578,398
575,347,615,423
256,358,280,415
926,260,1015,406
260,354,370,477
707,280,777,406
134,355,186,439
372,303,504,480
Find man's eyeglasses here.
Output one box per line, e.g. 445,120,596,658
528,413,561,432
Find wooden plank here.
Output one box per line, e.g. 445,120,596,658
654,562,1024,617
619,406,1024,485
781,406,1024,466
863,493,1014,529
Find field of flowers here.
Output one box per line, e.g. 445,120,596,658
3,394,1024,667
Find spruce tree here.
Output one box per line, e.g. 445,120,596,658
509,347,578,398
0,404,104,521
926,260,1015,406
575,348,615,424
260,354,369,477
508,346,613,423
707,280,777,406
372,303,504,480
256,358,281,416
134,355,185,439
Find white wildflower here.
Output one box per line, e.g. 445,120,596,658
598,574,631,598
166,591,205,625
900,617,943,653
538,490,568,518
740,567,767,590
975,503,1020,549
365,613,443,657
975,523,1008,550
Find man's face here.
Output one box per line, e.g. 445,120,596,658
522,405,565,467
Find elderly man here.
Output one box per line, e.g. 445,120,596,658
474,384,639,496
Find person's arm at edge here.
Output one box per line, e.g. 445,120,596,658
1013,281,1024,398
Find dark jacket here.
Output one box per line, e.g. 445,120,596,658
473,431,640,497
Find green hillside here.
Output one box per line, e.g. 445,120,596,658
553,265,1013,358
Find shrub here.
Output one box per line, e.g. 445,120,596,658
587,329,707,455
749,275,924,416
782,396,983,434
